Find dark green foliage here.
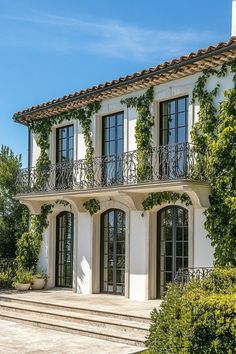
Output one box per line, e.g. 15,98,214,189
142,192,192,214
0,146,29,258
83,199,100,215
16,204,53,271
191,61,236,265
146,268,236,354
0,270,13,288
30,101,101,186
121,87,154,181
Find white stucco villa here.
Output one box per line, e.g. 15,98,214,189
13,2,236,301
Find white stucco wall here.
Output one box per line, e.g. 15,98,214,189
129,211,149,301
76,212,93,294
30,70,235,166
193,208,214,267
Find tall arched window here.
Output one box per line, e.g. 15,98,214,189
157,206,188,298
100,209,126,295
56,211,74,288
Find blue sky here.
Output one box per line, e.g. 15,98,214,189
0,0,232,166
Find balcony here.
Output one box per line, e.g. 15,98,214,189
16,143,204,196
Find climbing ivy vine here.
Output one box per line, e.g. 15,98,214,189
16,200,72,271
191,59,236,266
121,87,154,182
83,199,100,215
30,101,101,186
16,204,53,271
142,192,192,215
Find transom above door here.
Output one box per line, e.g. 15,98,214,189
100,209,126,295
157,206,188,298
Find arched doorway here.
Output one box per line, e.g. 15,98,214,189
157,206,188,298
100,209,126,295
55,211,74,288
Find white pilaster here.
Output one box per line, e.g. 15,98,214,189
129,211,149,301
76,212,93,294
193,208,214,267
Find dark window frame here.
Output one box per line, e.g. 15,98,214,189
56,124,74,164
160,96,189,146
100,208,126,295
157,206,188,298
55,211,74,288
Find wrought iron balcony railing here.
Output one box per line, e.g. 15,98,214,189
174,267,214,286
16,142,203,195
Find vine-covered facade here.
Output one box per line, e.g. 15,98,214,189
13,36,236,300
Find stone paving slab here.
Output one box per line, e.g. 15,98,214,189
0,319,145,354
0,289,161,318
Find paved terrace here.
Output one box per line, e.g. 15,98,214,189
0,288,162,318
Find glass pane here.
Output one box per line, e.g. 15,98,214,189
168,129,176,144
161,115,168,130
117,242,125,255
165,257,172,272
61,128,67,139
117,139,123,154
110,127,115,141
176,227,183,241
162,102,168,116
165,227,172,241
184,227,188,241
178,127,186,143
176,242,183,257
117,256,125,268
165,242,172,256
169,114,175,129
110,115,115,127
177,208,184,226
178,112,186,127
176,257,183,271
184,242,188,257
109,141,115,155
69,126,74,137
178,98,186,112
117,125,123,139
108,211,114,227
117,113,124,126
62,139,67,150
169,101,175,114
161,130,168,145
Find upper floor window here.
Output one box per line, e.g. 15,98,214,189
160,97,188,145
56,125,74,163
102,112,124,156
102,112,124,185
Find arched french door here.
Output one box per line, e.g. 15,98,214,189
100,209,126,295
157,206,188,298
55,212,74,288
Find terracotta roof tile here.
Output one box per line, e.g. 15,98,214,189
13,37,236,121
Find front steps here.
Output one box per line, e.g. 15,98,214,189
0,294,150,348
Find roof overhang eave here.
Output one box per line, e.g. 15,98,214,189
14,41,236,124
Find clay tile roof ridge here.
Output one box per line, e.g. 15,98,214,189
13,36,236,119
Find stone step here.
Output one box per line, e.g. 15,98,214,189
0,301,149,335
0,309,147,347
0,295,150,324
